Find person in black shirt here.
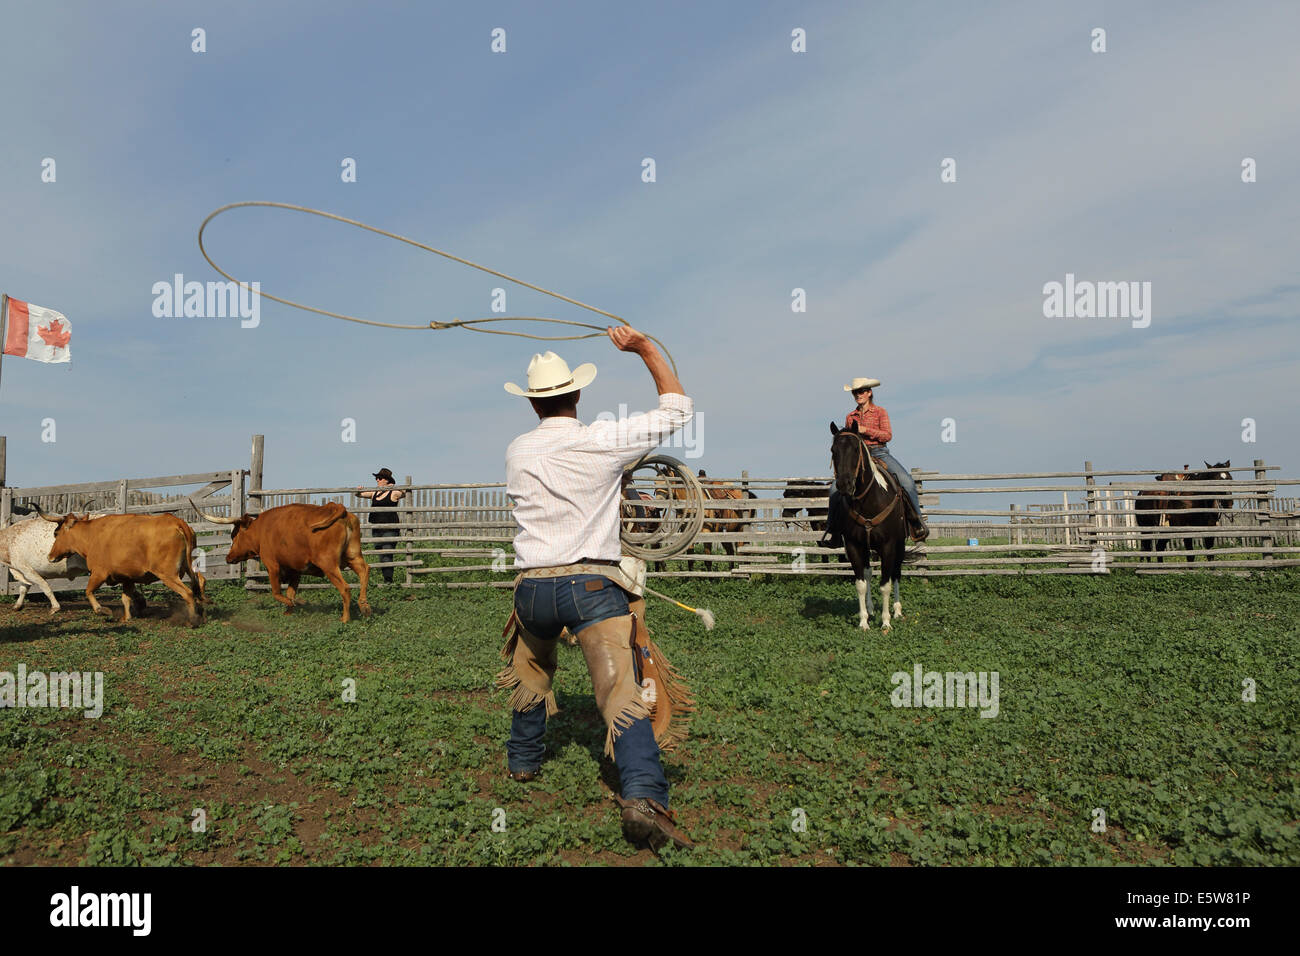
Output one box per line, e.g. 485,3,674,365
355,467,404,584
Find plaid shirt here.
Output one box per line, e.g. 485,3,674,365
507,393,694,567
845,404,892,446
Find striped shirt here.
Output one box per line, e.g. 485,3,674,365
506,393,694,568
845,404,892,446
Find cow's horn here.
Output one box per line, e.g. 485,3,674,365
32,503,62,523
190,495,239,524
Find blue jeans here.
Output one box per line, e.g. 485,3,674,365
507,574,671,808
869,445,922,518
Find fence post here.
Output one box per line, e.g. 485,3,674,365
1126,491,1136,550
1,485,10,593
0,434,6,488
1255,459,1273,565
118,478,129,513
244,435,263,587
249,435,264,516
1083,460,1098,551
403,474,413,588
1009,503,1018,545
224,467,241,583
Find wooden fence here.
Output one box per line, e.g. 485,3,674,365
0,462,249,594
3,434,1297,597
243,457,1300,587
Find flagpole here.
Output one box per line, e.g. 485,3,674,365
0,293,7,398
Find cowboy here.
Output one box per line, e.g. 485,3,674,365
841,377,928,541
497,326,695,851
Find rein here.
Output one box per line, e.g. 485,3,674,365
837,435,901,528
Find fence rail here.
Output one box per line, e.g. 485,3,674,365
240,456,1299,587
3,437,1296,598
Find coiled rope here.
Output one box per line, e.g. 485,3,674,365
621,455,707,561
197,201,676,373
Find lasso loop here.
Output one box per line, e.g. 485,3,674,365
197,201,676,373
200,202,701,552
620,455,707,560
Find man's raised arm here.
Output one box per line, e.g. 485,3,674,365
607,326,684,396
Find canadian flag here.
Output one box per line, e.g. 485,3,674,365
3,296,72,364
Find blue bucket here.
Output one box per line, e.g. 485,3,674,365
967,538,979,546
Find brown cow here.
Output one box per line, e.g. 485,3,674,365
45,513,205,626
199,502,370,622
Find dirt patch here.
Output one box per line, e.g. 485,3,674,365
225,616,271,633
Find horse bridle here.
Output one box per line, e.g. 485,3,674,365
837,434,901,528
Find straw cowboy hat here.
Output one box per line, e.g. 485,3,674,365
504,351,597,397
843,377,882,391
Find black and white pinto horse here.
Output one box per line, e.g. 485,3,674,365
827,423,908,632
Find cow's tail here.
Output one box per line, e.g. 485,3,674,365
311,502,348,532
174,529,191,576
174,529,204,608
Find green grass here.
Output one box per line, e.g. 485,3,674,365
1,570,1297,866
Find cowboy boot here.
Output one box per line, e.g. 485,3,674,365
822,492,845,550
615,795,696,850
903,497,929,542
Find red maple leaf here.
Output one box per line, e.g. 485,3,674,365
37,319,70,349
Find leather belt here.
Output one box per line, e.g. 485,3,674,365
514,561,640,596
516,562,620,579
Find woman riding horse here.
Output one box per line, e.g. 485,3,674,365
841,377,928,541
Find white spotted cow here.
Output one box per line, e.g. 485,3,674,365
0,512,90,614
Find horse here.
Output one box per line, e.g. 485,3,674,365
621,472,661,536
826,422,908,631
782,479,830,530
672,470,755,572
1134,461,1234,563
783,479,832,563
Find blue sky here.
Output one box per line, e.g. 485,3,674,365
2,0,1297,497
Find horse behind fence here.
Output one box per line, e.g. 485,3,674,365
1134,461,1235,562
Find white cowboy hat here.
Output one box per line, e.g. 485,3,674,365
504,351,597,397
843,377,881,391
